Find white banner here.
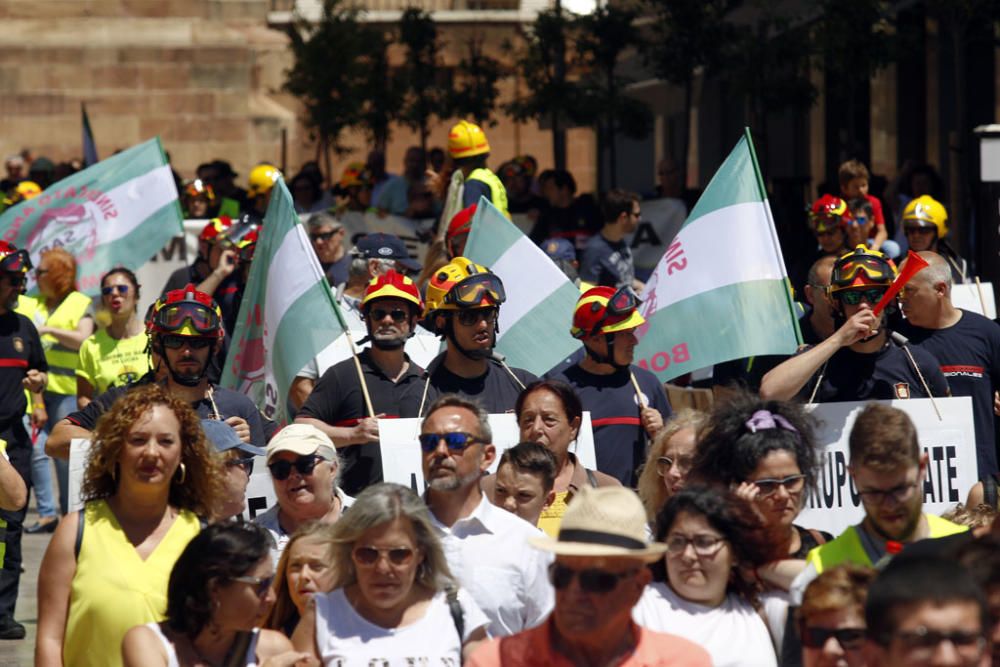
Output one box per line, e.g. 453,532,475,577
951,282,996,319
798,397,977,536
625,196,687,275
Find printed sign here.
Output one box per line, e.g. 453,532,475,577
951,282,996,319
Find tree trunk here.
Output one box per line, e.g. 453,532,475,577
681,77,692,192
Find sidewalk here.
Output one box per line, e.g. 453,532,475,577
0,508,48,666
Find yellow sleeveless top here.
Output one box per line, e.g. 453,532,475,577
63,499,201,667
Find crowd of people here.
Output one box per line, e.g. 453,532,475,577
0,120,997,666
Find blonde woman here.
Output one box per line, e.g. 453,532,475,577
637,409,708,523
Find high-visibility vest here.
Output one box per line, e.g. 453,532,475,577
20,292,92,395
467,168,509,217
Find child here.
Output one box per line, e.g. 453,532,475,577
838,159,887,252
845,197,874,251
491,442,557,527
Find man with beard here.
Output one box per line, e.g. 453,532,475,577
47,285,268,459
420,258,536,415
420,394,553,636
295,271,427,496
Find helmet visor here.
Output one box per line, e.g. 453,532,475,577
155,301,220,335
0,249,31,275
446,273,506,308
833,254,893,288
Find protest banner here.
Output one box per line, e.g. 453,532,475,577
951,281,996,318
625,196,687,280
379,413,598,492
798,397,976,536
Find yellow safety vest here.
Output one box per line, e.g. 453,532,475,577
806,514,968,574
467,168,509,217
20,292,92,395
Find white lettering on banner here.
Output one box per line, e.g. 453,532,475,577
380,413,597,493
797,397,976,536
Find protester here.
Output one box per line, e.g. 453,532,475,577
489,442,557,527
798,564,875,667
636,408,708,523
365,150,397,206
306,211,349,289
17,248,94,529
121,523,304,666
197,160,246,217
955,537,1000,665
420,258,536,414
295,270,426,495
809,195,851,259
444,203,476,259
529,169,602,251
549,286,670,486
246,163,282,222
466,485,712,666
76,268,151,408
292,483,489,663
839,160,889,253
896,251,1000,479
180,179,217,219
36,384,223,667
801,255,838,344
48,285,270,458
634,485,780,666
902,194,969,283
420,394,553,636
374,146,429,217
447,121,508,215
265,521,334,637
864,556,991,667
201,419,264,522
691,394,831,559
579,189,643,291
254,423,350,563
333,162,373,214
491,379,619,537
760,246,949,402
289,170,330,215
0,242,46,639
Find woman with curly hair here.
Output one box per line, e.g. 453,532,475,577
633,485,781,666
36,384,224,667
689,392,831,560
122,523,307,666
636,408,709,523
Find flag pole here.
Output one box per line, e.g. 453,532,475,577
324,286,376,418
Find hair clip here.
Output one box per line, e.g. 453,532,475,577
744,409,798,436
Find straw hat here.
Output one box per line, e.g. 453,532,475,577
529,486,668,562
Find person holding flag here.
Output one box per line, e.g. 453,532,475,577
46,285,269,462
547,286,670,487
760,246,948,403
295,270,427,496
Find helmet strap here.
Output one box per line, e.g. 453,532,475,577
584,333,629,370
443,314,493,361
155,336,211,387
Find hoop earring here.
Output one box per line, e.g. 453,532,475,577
175,462,186,484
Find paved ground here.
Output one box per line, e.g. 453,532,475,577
0,508,49,666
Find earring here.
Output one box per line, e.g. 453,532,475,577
110,463,117,482
175,462,187,484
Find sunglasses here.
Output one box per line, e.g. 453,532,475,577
4,273,25,288
752,473,807,497
310,230,341,242
904,225,935,235
231,573,275,597
655,455,693,477
268,454,321,481
836,288,886,306
352,546,416,567
101,284,130,296
160,334,214,350
801,627,866,650
418,431,480,453
371,308,408,323
456,307,498,327
225,456,255,475
549,563,637,594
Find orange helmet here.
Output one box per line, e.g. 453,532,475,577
199,216,234,243
361,270,423,313
571,286,644,339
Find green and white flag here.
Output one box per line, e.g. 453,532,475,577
634,129,801,381
222,179,345,424
464,198,582,375
0,137,180,296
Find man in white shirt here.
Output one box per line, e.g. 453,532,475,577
420,394,554,636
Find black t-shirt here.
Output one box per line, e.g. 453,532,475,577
322,255,351,289
0,311,47,430
66,374,270,446
424,354,537,415
297,349,426,496
162,264,243,337
579,233,635,289
899,311,1000,477
547,363,672,487
797,338,949,403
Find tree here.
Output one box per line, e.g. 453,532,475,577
354,28,398,153
449,36,503,127
395,8,449,153
575,4,652,189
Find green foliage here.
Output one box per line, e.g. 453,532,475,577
814,0,895,92
646,0,740,87
355,28,398,152
450,37,503,127
395,7,449,149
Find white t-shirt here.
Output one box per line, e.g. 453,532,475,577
314,587,488,666
632,582,777,667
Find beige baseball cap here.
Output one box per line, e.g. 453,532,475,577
265,423,336,464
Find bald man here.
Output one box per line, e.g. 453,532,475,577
898,251,1000,479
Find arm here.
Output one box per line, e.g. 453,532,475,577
196,248,237,297
756,559,808,592
38,317,95,352
30,391,47,430
290,597,321,663
76,377,94,411
289,377,315,412
966,481,985,507
870,224,888,252
255,628,316,667
46,419,92,460
462,627,489,662
294,416,379,449
0,452,27,511
35,511,80,667
121,625,169,667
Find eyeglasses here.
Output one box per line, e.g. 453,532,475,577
456,307,498,327
371,308,408,323
231,573,275,597
664,533,727,557
101,284,130,296
445,273,505,308
418,431,480,453
160,334,214,350
268,454,321,481
858,480,919,506
352,546,416,567
836,288,887,306
656,455,693,477
848,215,868,226
890,626,986,658
751,473,807,498
549,563,637,594
225,456,255,475
801,626,866,650
310,230,341,242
